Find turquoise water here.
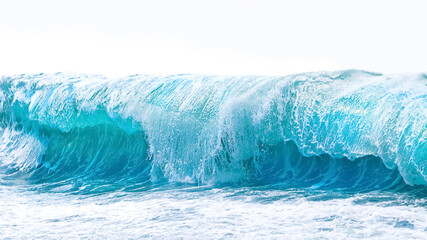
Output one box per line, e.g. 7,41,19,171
0,70,426,239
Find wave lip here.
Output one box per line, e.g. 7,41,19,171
0,70,426,189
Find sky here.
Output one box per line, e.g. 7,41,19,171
0,0,426,77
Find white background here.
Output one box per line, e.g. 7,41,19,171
0,0,426,77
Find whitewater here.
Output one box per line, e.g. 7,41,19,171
0,70,426,239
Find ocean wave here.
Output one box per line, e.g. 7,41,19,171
0,70,426,189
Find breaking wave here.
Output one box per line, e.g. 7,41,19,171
1,70,426,191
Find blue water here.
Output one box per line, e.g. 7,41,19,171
0,70,426,239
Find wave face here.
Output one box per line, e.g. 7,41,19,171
0,71,426,191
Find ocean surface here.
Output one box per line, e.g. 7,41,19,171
0,70,426,239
